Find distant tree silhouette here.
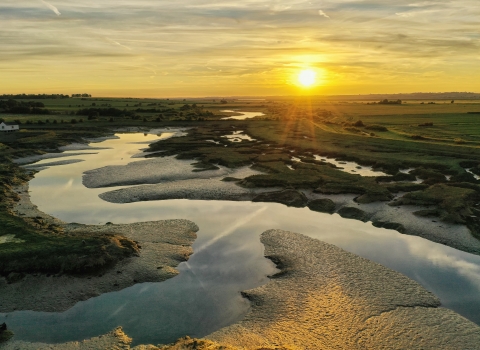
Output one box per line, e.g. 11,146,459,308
378,99,402,105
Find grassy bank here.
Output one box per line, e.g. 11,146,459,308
0,126,141,277
0,208,138,276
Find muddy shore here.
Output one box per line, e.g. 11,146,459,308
74,136,480,255
208,230,480,349
3,230,480,349
0,183,198,313
2,131,480,348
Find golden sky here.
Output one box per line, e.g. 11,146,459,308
1,0,479,97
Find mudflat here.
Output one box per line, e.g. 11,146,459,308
0,184,198,313
5,230,479,349
209,230,480,349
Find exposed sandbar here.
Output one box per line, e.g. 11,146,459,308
24,158,84,170
0,219,198,313
0,183,198,313
99,178,266,203
5,230,480,349
83,156,262,188
99,179,480,254
208,230,480,349
12,152,98,166
0,327,132,350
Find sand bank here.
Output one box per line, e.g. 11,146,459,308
5,230,480,349
12,152,98,166
98,177,480,255
208,230,480,349
0,218,198,313
0,183,198,313
0,327,131,350
24,158,84,170
83,156,262,189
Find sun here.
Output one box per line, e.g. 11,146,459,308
298,69,316,87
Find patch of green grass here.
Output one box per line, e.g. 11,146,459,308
244,161,393,203
0,207,138,275
391,184,479,224
0,161,138,276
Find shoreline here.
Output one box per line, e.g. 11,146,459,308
96,177,480,255
207,230,480,349
2,129,480,348
3,230,480,349
14,128,480,256
0,182,198,313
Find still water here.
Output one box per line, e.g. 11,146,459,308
2,131,480,345
220,110,265,120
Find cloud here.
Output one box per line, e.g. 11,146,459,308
39,0,61,16
105,37,132,51
318,10,330,18
0,0,479,95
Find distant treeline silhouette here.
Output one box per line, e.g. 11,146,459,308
0,94,70,99
377,99,402,105
0,99,51,114
71,94,92,98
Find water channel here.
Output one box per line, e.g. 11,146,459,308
220,110,265,120
2,129,480,346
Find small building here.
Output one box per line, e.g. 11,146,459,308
0,122,19,133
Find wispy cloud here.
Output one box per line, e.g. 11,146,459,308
318,10,330,18
105,37,132,51
39,0,61,16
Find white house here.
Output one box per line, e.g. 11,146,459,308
0,122,19,133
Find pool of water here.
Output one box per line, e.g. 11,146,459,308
313,155,389,177
221,110,265,120
466,168,480,180
2,131,480,345
222,130,256,143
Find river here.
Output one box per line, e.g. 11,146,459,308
2,129,480,346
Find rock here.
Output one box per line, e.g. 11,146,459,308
252,190,308,208
372,221,406,233
307,199,336,213
337,207,369,222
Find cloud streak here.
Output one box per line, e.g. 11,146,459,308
39,0,61,16
105,37,132,51
318,10,330,18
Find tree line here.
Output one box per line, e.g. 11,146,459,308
71,94,92,98
0,100,51,115
0,94,70,99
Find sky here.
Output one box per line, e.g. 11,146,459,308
0,0,479,97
